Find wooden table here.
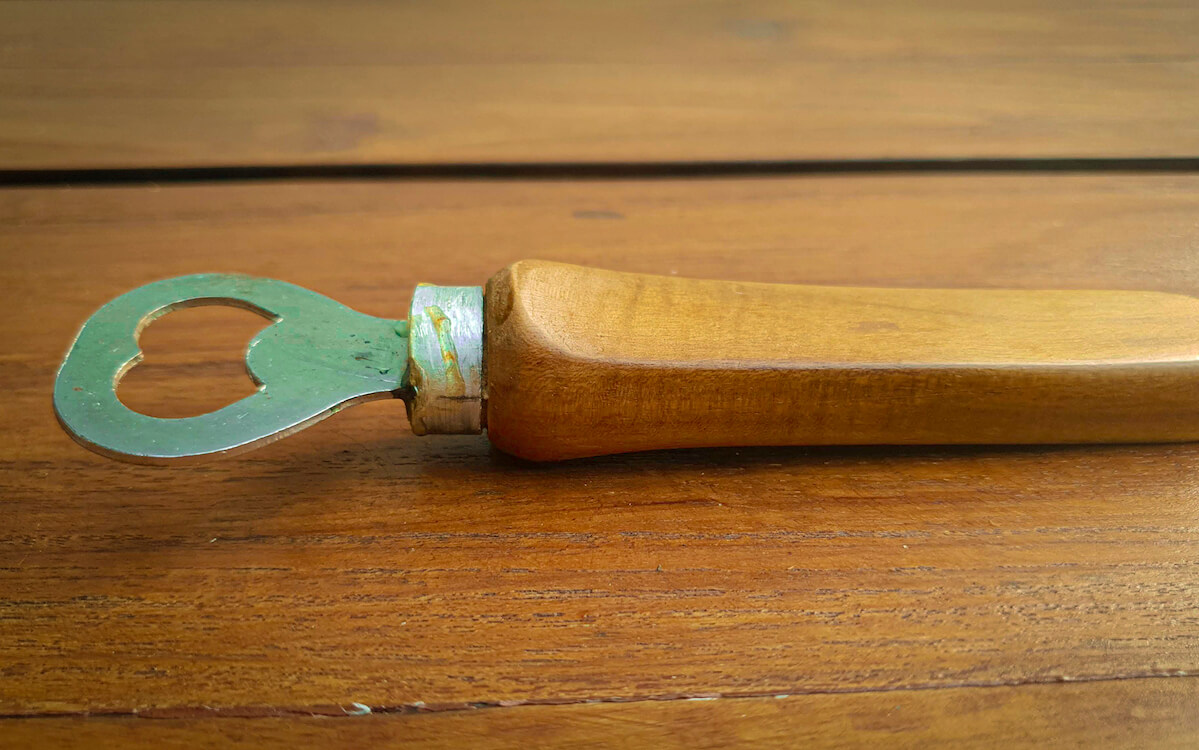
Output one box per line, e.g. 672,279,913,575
2,3,1198,747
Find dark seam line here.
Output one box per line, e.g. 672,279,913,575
1,670,1194,721
3,157,1199,187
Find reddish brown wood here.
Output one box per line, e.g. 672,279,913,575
2,1,1198,168
2,681,1198,749
3,176,1199,742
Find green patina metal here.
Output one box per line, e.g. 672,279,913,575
53,274,409,463
422,305,466,395
405,285,485,436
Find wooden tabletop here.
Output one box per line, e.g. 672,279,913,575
3,3,1199,748
5,0,1199,168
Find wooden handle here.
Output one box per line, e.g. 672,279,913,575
483,260,1199,461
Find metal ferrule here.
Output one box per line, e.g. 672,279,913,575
405,284,485,435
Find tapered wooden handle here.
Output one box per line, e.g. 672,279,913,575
483,260,1199,461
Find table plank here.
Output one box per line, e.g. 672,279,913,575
2,681,1197,749
2,1,1198,169
2,175,1199,732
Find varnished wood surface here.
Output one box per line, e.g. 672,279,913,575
3,0,1199,168
3,175,1199,745
486,260,1199,459
2,681,1198,749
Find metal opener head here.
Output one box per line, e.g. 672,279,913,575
53,274,483,463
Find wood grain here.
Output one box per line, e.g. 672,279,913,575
486,260,1199,459
3,0,1199,168
2,681,1197,749
4,175,1199,742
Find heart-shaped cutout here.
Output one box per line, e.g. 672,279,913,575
117,305,272,418
55,274,408,462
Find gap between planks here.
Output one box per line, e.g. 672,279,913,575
3,671,1194,721
4,157,1199,187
